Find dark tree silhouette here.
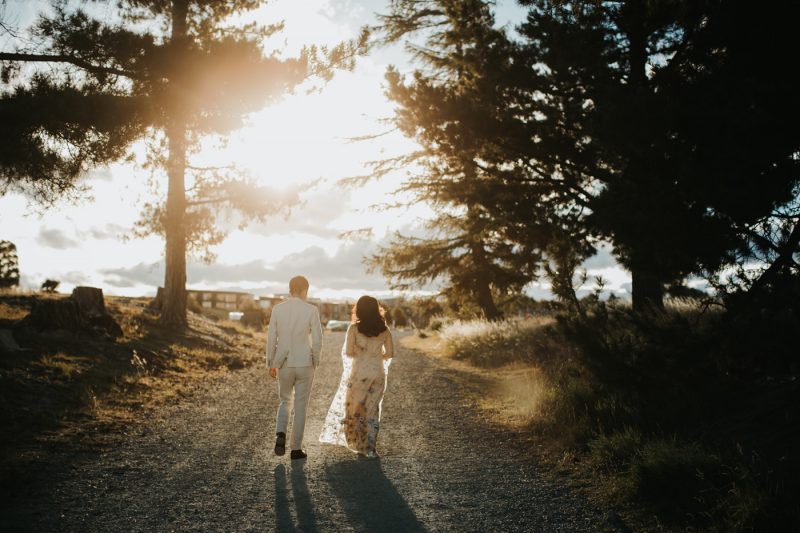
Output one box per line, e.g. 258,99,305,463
0,1,368,328
0,240,20,289
40,279,59,293
371,0,581,320
518,0,800,311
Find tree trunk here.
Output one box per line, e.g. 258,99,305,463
159,0,189,329
469,240,502,321
160,122,188,328
475,275,501,321
625,3,664,314
631,267,664,313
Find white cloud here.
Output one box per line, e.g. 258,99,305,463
36,228,80,249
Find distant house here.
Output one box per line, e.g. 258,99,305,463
256,296,285,309
187,290,255,315
309,298,352,323
253,295,351,323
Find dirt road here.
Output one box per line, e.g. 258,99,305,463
5,331,606,532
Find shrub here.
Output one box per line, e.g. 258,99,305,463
627,437,719,509
588,427,643,473
430,304,800,531
390,306,409,327
428,315,446,331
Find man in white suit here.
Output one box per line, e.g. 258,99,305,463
266,275,323,459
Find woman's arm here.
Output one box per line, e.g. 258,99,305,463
383,329,394,359
344,324,357,357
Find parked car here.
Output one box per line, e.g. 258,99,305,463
325,319,350,332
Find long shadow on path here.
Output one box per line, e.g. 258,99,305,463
326,459,426,533
274,463,319,532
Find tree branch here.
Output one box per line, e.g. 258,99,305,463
749,218,800,293
0,52,143,80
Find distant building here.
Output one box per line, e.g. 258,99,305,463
187,289,255,315
311,299,352,323
187,290,352,325
256,296,284,309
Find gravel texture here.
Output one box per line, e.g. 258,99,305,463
5,331,608,532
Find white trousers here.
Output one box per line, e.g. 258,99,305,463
275,365,315,450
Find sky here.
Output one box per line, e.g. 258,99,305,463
0,0,631,301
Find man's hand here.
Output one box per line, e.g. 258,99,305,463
269,367,278,379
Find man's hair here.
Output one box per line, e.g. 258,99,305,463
289,275,309,296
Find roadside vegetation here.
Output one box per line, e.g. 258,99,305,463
0,292,262,499
408,299,799,532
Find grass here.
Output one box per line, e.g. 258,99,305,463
408,302,800,532
0,293,263,490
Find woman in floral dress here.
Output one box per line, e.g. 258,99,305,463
319,296,394,457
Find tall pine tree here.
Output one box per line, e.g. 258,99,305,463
1,1,368,327
518,0,800,311
372,1,552,320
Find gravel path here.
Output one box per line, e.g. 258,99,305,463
6,331,606,532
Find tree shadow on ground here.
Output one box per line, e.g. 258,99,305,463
326,459,426,533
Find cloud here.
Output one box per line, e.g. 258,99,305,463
102,261,164,288
249,186,351,239
100,239,388,293
60,271,91,285
268,241,386,290
36,228,80,249
83,223,128,240
582,245,618,270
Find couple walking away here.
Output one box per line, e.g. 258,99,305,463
266,275,394,460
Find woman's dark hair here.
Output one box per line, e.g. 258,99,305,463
351,295,388,337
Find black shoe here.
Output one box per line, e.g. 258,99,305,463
290,449,307,460
274,432,286,456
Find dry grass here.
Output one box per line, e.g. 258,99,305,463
0,301,28,321
0,294,264,465
403,319,558,428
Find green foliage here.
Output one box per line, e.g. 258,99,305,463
518,1,800,309
370,0,583,321
40,279,60,293
0,241,20,289
1,0,370,326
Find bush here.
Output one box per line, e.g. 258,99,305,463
626,437,720,519
428,315,446,332
390,306,408,327
588,427,643,473
431,304,800,531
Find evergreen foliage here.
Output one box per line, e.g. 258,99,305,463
1,0,369,327
0,240,20,289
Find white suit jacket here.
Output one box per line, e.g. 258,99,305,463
266,297,323,369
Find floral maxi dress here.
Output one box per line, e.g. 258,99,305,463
319,325,394,454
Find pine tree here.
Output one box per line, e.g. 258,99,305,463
1,1,368,327
0,240,20,289
518,0,800,311
371,0,585,320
